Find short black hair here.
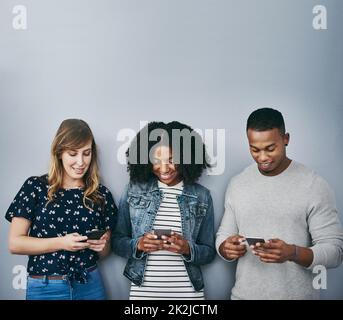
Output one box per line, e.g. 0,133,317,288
246,108,286,135
126,121,210,184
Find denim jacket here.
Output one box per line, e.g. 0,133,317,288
112,177,215,291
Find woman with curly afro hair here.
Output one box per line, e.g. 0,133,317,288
112,121,216,300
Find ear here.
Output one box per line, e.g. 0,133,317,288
284,133,290,146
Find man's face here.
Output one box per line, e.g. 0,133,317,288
247,128,290,176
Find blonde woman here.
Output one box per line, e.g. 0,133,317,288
6,119,117,300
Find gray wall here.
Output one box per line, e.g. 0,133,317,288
1,0,342,299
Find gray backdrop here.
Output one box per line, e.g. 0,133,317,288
1,0,342,299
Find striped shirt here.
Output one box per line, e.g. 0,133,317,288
129,180,205,300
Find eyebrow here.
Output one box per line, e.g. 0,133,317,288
250,143,276,150
68,148,91,153
153,156,173,161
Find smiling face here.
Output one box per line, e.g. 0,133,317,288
61,141,92,187
247,128,291,176
152,145,182,186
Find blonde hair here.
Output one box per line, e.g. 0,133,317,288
47,119,103,210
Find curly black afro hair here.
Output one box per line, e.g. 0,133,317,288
126,121,211,184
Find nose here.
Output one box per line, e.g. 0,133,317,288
160,163,170,174
258,151,270,163
76,154,84,166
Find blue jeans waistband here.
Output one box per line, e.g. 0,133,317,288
28,265,97,281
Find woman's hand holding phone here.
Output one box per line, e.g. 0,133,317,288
162,232,190,255
87,231,110,253
137,230,191,255
61,233,90,252
137,232,164,253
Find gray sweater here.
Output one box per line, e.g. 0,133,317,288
216,161,343,300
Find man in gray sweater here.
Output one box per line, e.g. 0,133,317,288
216,108,343,299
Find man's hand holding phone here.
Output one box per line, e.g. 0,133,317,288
251,238,296,263
219,235,247,260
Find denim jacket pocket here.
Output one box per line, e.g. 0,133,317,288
188,202,208,239
127,195,151,209
127,195,152,233
189,202,208,217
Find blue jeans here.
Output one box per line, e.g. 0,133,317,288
26,268,106,300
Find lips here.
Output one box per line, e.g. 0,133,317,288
160,173,173,180
259,162,273,170
73,167,85,174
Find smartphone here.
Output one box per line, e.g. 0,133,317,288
86,229,106,240
245,237,265,246
154,229,172,239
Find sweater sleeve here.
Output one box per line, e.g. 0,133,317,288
215,181,239,261
307,176,343,270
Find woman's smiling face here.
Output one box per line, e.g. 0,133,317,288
61,141,92,185
152,146,182,186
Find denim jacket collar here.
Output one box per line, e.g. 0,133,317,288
139,177,198,199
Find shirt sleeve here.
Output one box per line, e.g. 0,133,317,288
307,176,343,270
101,187,118,231
215,180,239,261
5,177,39,223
